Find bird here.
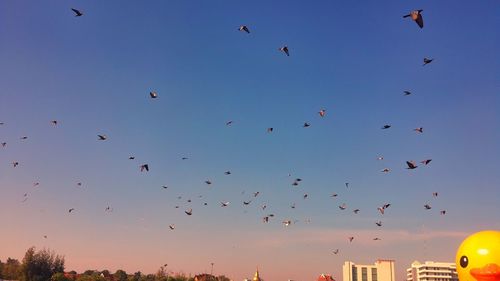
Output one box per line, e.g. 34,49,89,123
424,204,432,210
20,136,28,140
345,182,349,188
263,216,269,223
376,221,383,227
1,142,6,147
318,109,326,117
353,209,360,214
98,135,107,140
414,127,424,133
150,91,158,98
403,10,424,28
43,235,47,239
267,127,274,133
303,194,308,199
51,120,58,125
162,185,168,189
423,58,434,66
220,202,230,207
373,237,382,241
333,249,339,254
295,178,302,182
238,25,250,33
261,204,267,210
404,91,412,96
68,208,75,213
382,125,391,129
290,203,296,209
383,203,391,209
330,193,338,197
381,168,390,173
169,224,175,230
339,203,347,210
303,122,311,128
377,156,384,160
140,164,149,172
105,206,113,212
129,156,135,160
224,171,231,175
185,208,193,216
377,207,385,215
421,159,432,165
33,182,40,187
71,8,83,17
348,236,354,242
292,181,299,186
279,45,289,56
205,180,212,185
253,191,260,197
76,182,82,187
406,161,418,169
440,210,446,215
283,220,292,226
13,162,19,167
432,192,438,197
226,120,233,126
243,200,252,205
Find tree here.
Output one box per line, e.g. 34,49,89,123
21,247,65,281
51,272,71,281
2,258,22,280
114,269,128,281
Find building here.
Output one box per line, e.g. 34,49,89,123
343,260,395,281
406,261,458,281
253,268,262,281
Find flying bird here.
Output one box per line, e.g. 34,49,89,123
181,157,189,160
129,156,135,160
333,249,339,254
318,109,326,117
43,235,48,239
226,120,233,126
98,135,107,140
376,221,383,227
267,127,274,133
373,237,382,241
51,120,58,125
377,207,385,215
205,180,212,185
76,182,82,187
381,168,390,173
243,200,252,205
162,185,168,189
238,25,250,33
1,142,6,147
283,220,292,226
20,136,28,140
140,164,149,172
185,208,193,216
403,9,424,28
353,209,360,214
424,204,432,210
150,91,158,98
330,193,338,198
33,182,40,187
71,8,83,17
68,208,75,213
13,162,19,167
220,202,230,207
432,192,438,197
381,125,391,129
345,182,349,188
423,58,434,66
348,236,354,242
253,191,260,197
440,210,446,215
303,194,308,199
290,203,296,209
403,91,412,96
377,156,384,160
224,171,231,175
421,159,432,165
339,203,347,210
279,45,289,56
169,224,175,230
263,216,269,223
406,161,418,169
414,127,424,133
303,122,311,128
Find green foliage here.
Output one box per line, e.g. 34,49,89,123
1,257,22,280
114,269,128,281
51,272,71,281
21,247,65,281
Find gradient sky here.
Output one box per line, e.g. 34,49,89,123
1,1,499,281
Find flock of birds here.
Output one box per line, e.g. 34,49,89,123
2,7,448,257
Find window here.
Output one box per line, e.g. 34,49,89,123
362,267,368,281
372,268,378,281
353,266,358,281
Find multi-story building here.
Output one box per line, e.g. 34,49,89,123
343,260,395,281
406,261,458,281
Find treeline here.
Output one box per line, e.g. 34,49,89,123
1,247,230,281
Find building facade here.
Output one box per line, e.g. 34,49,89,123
343,260,395,281
406,261,458,281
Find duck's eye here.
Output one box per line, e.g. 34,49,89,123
460,255,469,268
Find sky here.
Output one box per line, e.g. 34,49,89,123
0,0,499,280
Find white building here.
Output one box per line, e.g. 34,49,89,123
343,260,395,281
406,261,458,281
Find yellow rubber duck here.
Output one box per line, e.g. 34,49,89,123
456,230,500,281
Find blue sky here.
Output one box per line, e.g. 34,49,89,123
1,1,499,280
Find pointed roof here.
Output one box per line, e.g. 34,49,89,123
253,268,262,281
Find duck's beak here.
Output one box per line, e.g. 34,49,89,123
470,263,500,281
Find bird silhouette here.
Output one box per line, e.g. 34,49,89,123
403,10,424,28
150,91,158,98
382,125,391,129
424,204,432,210
98,135,107,140
71,8,83,17
319,109,326,117
414,127,424,133
406,161,418,169
404,91,412,96
140,164,149,172
423,58,434,66
376,221,383,227
421,159,432,165
279,45,290,56
185,208,193,216
238,25,250,33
